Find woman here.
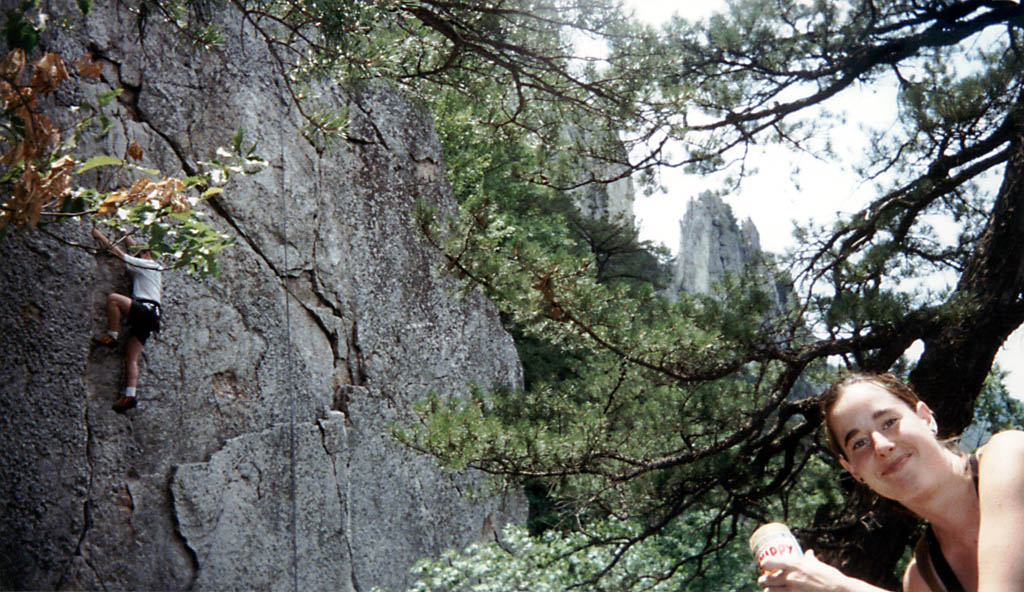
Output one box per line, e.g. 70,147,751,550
758,372,1024,591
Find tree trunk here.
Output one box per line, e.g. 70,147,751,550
910,125,1024,435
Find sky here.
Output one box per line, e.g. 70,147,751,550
622,1,899,255
618,0,1024,400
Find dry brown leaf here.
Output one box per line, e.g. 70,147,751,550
13,166,43,227
74,53,103,79
19,111,59,161
97,178,149,215
97,189,129,215
126,141,143,161
0,108,52,166
122,178,151,205
41,155,75,210
24,190,44,226
0,155,78,227
170,194,191,213
0,80,13,105
0,49,25,80
6,172,30,217
0,140,28,166
97,176,187,216
145,177,187,212
30,53,69,96
154,177,185,203
1,85,36,111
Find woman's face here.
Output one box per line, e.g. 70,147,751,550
828,381,945,501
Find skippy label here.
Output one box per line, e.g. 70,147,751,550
749,523,802,568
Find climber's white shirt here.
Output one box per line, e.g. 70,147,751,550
124,254,162,304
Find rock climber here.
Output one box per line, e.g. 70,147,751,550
91,227,162,413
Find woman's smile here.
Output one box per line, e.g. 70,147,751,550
880,452,912,477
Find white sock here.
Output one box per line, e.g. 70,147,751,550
107,330,119,339
124,386,136,399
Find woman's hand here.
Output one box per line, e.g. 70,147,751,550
758,549,889,592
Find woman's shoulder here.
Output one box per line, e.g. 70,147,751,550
973,431,1024,588
977,430,1024,460
976,430,1024,484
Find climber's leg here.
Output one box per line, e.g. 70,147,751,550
94,293,132,345
112,336,143,413
124,336,142,389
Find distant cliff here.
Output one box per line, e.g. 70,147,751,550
671,192,790,312
564,126,636,227
670,192,821,402
0,1,524,590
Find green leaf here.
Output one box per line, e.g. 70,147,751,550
149,223,167,245
95,88,124,108
61,194,87,214
96,114,113,138
130,165,161,176
3,5,41,52
76,155,123,173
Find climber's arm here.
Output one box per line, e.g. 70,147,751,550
91,227,128,260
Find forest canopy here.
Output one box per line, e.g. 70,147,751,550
383,1,1024,587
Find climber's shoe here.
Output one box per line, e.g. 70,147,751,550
93,334,117,346
112,396,137,414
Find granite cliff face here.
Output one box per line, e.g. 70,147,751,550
0,2,524,590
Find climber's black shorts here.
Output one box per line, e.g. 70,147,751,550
127,298,161,345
